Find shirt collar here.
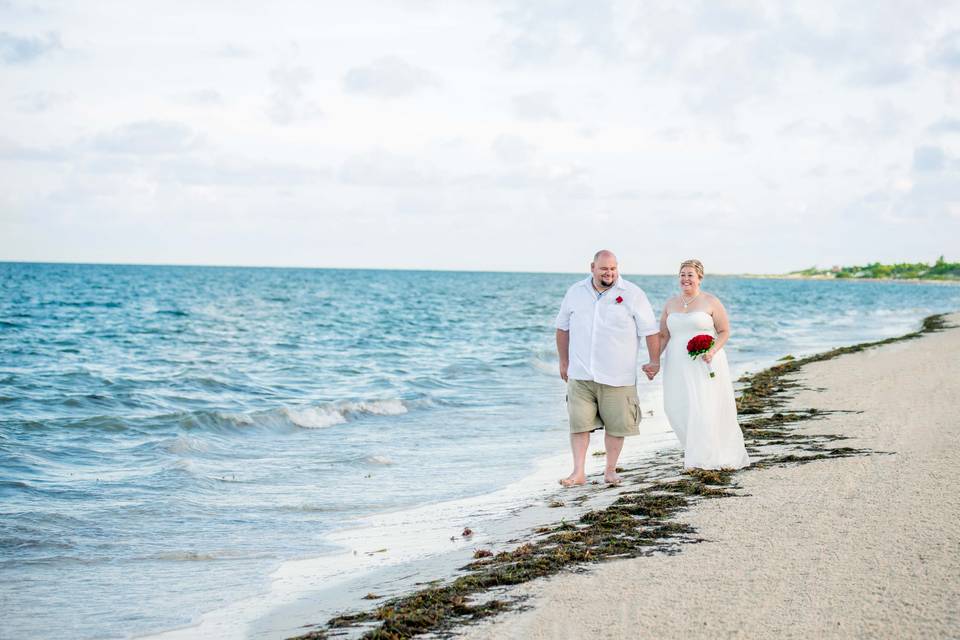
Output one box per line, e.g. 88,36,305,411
582,276,625,295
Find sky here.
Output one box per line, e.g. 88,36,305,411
1,1,958,274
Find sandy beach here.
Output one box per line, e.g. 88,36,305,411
454,313,960,639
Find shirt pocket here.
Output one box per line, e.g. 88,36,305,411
603,303,633,329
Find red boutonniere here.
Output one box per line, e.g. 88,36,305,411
615,296,623,304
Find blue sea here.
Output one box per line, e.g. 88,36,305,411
2,263,958,639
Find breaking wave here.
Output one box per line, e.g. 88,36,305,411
282,399,409,429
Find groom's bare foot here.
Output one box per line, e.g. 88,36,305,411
559,473,586,487
604,471,622,486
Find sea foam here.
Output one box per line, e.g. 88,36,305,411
283,399,408,429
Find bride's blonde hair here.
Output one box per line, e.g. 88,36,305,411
679,259,704,280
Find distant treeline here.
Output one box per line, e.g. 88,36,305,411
791,256,960,280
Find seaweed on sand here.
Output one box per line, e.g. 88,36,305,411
290,473,722,639
738,313,947,459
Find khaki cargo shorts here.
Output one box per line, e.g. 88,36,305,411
566,379,641,437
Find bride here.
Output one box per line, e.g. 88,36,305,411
654,259,750,470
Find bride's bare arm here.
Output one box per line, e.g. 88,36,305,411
658,304,671,352
704,297,730,363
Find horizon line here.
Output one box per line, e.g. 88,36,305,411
0,259,784,277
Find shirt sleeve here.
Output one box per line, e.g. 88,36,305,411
631,289,659,337
555,290,572,330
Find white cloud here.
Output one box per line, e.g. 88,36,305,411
511,91,560,121
913,146,946,172
896,173,960,219
0,137,67,162
342,56,439,98
0,30,60,64
928,117,960,134
217,43,255,58
496,0,620,66
339,150,442,187
492,135,536,164
13,90,70,113
779,119,836,138
929,30,960,70
92,121,202,155
267,66,322,125
846,63,914,87
178,89,223,106
842,103,908,140
154,157,329,187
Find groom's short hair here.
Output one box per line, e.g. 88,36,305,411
593,249,617,263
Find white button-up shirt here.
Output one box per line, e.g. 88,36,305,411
555,276,659,386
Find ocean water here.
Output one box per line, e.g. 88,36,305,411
1,263,958,639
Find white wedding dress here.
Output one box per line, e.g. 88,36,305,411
663,311,751,470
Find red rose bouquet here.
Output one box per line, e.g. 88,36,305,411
686,334,716,378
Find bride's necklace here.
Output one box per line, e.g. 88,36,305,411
681,291,700,309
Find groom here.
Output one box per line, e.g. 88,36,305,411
555,250,660,486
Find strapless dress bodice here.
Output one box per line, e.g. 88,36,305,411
667,311,716,340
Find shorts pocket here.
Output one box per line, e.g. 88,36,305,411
628,397,640,426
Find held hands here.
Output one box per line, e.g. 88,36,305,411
641,362,660,380
703,349,716,364
564,361,661,381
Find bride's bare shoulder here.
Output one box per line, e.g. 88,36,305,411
701,292,728,313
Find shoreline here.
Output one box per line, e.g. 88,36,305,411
289,313,956,639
